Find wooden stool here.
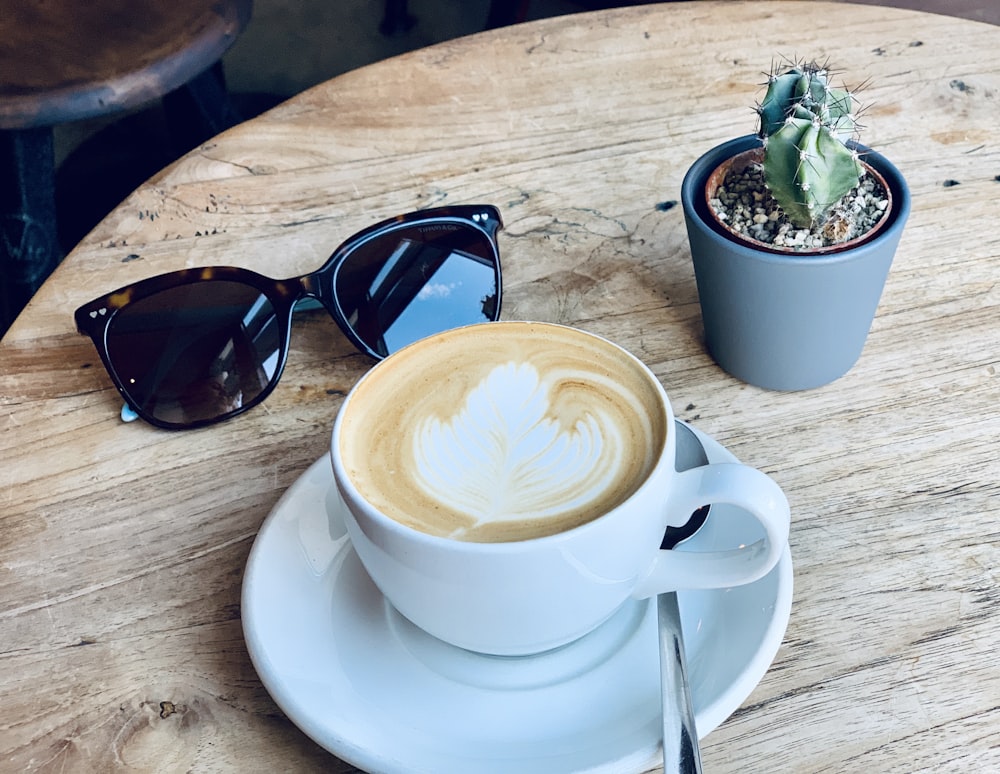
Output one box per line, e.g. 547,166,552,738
0,0,252,331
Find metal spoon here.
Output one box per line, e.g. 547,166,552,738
659,421,709,774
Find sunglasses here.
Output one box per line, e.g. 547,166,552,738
75,205,503,430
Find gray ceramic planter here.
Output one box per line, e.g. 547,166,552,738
681,135,911,391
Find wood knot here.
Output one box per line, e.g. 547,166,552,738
159,701,176,719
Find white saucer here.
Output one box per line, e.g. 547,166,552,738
242,426,793,774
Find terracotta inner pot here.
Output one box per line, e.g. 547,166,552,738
704,147,894,256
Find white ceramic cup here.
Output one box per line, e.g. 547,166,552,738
331,321,789,656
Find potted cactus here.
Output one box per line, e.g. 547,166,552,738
680,59,910,390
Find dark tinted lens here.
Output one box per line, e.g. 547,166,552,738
334,223,499,357
105,280,283,426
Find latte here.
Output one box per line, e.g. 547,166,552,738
337,321,669,542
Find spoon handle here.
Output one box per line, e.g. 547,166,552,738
658,590,703,774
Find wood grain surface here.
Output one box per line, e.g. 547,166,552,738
2,2,999,771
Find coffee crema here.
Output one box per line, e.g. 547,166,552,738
338,322,668,542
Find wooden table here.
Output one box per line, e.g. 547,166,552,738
2,2,998,771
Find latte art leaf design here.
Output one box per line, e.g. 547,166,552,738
413,362,625,535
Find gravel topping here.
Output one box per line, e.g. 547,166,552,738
710,162,889,250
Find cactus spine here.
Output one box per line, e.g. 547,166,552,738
757,61,863,229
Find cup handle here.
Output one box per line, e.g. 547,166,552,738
632,463,790,596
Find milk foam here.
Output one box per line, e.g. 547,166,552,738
412,361,627,537
338,322,668,542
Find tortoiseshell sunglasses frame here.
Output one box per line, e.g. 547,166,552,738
74,204,503,429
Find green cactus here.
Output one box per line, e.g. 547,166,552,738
757,61,863,228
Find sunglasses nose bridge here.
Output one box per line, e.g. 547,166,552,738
298,270,333,307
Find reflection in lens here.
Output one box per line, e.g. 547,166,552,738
334,224,499,356
105,281,282,426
